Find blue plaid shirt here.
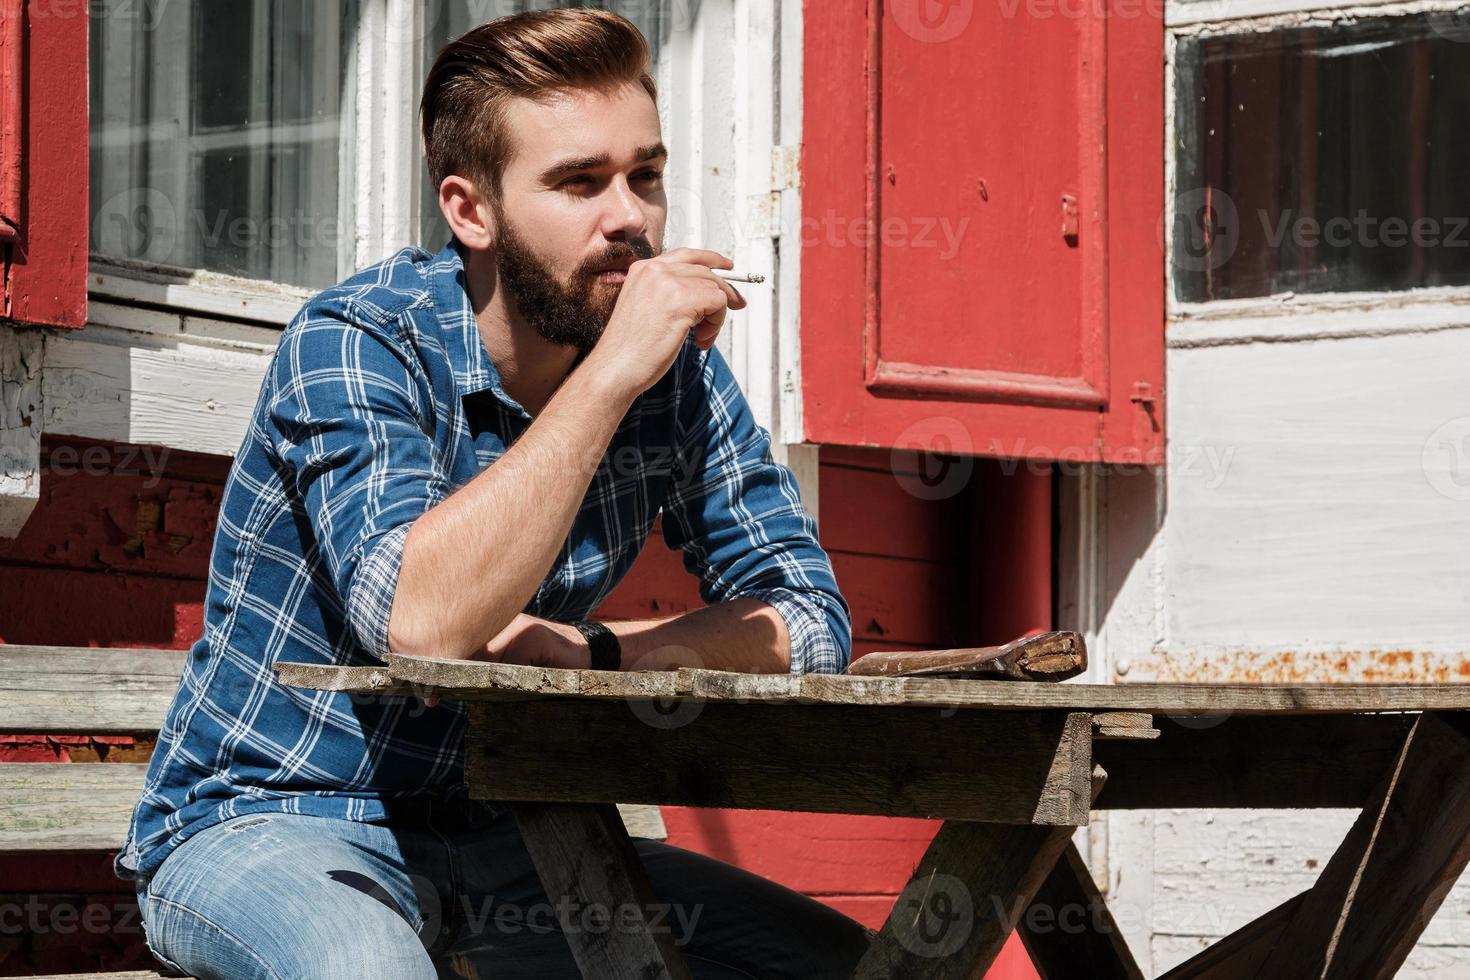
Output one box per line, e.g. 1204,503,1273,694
115,240,850,883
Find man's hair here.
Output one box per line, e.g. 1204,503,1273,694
420,8,658,204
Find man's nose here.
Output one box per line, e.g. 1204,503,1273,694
600,176,647,238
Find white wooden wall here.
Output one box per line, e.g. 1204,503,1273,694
1066,0,1470,972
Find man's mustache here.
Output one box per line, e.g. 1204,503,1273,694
578,237,658,281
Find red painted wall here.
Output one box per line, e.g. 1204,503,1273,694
0,437,1046,977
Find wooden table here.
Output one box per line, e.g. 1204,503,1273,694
278,654,1470,979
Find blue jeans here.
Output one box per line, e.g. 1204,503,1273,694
134,803,871,979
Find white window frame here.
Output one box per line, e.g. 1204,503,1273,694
1163,0,1470,346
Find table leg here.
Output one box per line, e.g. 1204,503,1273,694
1252,711,1470,979
1163,711,1470,980
1019,841,1144,980
1157,893,1305,980
512,801,694,980
851,750,1102,980
850,816,1078,979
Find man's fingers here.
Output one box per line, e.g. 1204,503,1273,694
693,320,723,350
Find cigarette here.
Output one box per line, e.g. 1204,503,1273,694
714,271,767,284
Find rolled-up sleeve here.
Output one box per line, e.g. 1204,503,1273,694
264,303,453,661
660,340,852,674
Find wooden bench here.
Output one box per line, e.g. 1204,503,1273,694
0,644,666,979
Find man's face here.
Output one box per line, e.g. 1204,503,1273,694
490,82,667,356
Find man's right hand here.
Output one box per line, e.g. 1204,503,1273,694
585,247,748,399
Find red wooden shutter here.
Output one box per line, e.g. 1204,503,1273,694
1,0,88,329
801,0,1164,465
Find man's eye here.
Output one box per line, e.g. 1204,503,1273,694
637,170,664,183
562,175,594,188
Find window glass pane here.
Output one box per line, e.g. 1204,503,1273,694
418,1,667,250
90,0,356,289
1173,14,1470,302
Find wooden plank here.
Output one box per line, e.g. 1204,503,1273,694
1254,711,1470,979
1157,893,1305,980
30,973,177,979
0,763,666,852
1093,714,1416,810
848,630,1086,681
1091,712,1158,741
464,701,1093,825
0,763,149,851
514,803,693,980
852,762,1104,979
281,654,1470,715
1019,842,1145,980
0,645,186,733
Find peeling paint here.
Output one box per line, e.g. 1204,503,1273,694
1126,648,1470,684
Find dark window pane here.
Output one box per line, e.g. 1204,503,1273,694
1173,14,1470,302
90,0,353,288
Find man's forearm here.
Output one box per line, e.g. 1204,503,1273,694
387,359,635,659
603,597,793,674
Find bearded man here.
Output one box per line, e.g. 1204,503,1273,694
114,7,867,979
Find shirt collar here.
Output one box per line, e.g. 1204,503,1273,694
428,236,531,419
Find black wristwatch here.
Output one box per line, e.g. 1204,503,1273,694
572,620,621,672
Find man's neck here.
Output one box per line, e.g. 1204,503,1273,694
463,248,581,418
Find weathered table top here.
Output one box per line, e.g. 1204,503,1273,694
276,651,1470,715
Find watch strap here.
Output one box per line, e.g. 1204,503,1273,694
573,619,621,672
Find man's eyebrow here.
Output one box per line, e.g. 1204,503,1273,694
538,143,668,184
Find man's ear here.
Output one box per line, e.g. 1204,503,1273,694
438,175,496,251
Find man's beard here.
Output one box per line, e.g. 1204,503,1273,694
492,206,657,358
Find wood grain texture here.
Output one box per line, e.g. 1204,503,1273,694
514,803,693,980
1091,712,1159,741
0,645,186,733
1254,711,1470,979
280,654,1470,715
0,762,666,851
1093,713,1417,810
1020,841,1145,980
464,701,1094,826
